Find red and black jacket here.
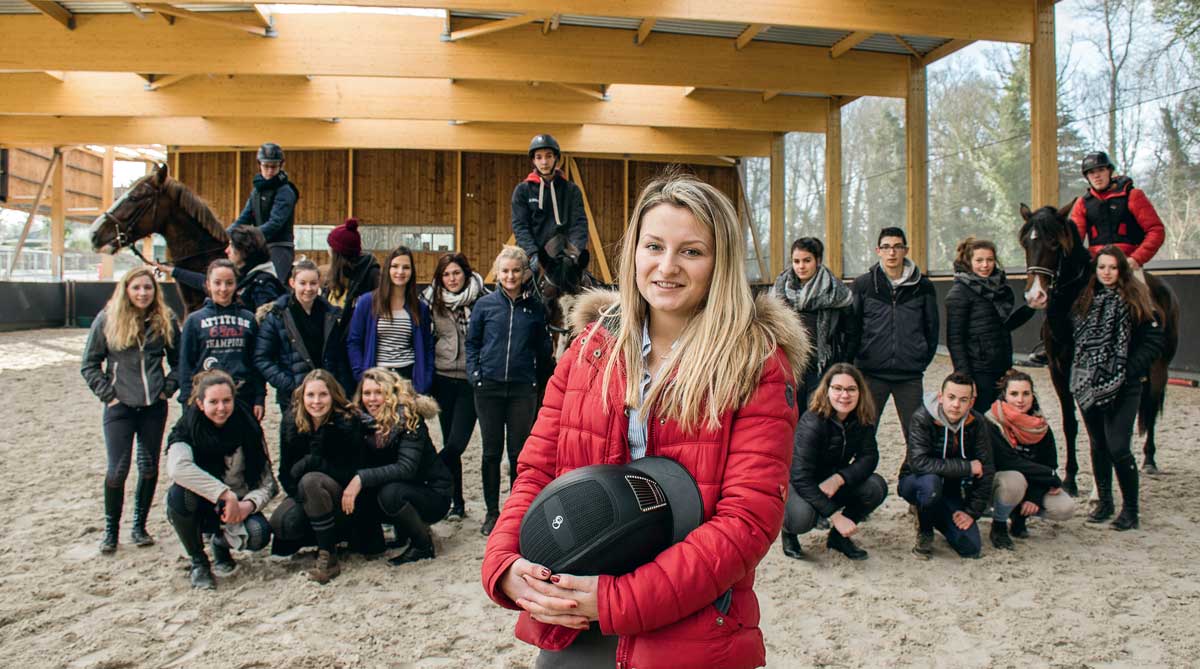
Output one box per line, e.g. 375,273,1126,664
1070,176,1164,266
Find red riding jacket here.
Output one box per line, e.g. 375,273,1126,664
481,292,809,669
1070,176,1165,266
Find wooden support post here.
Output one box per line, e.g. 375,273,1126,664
140,161,153,261
6,147,61,279
905,58,928,270
825,98,844,279
454,150,463,249
100,147,115,279
233,150,242,221
347,148,355,218
568,157,612,283
1030,0,1058,209
736,166,768,281
622,158,629,227
51,146,66,280
171,150,180,180
769,133,785,279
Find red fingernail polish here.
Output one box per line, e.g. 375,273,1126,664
550,575,561,584
540,568,550,579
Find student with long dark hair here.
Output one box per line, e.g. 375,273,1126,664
467,246,553,537
323,217,380,334
164,370,276,589
481,173,808,668
1070,245,1165,531
945,237,1034,410
81,266,180,553
985,369,1076,550
269,369,377,583
350,368,452,565
346,246,434,393
155,225,284,313
422,252,488,520
781,363,886,561
770,237,852,405
178,259,266,420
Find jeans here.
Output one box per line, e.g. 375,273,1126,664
433,374,477,507
864,375,924,445
474,381,538,515
102,400,168,489
898,473,982,557
783,474,888,535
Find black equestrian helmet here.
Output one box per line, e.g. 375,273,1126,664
1081,151,1115,176
257,142,285,164
518,456,703,576
528,134,561,159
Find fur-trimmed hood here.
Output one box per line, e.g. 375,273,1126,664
567,288,811,382
409,393,441,420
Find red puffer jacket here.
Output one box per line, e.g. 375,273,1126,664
481,291,809,669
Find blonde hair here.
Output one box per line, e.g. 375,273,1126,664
597,171,783,431
493,245,528,274
103,266,176,350
292,369,354,433
354,367,422,439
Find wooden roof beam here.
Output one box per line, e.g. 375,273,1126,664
0,117,776,157
0,14,908,98
892,34,922,58
249,4,272,30
443,12,549,42
136,4,274,37
682,86,697,97
735,24,767,51
635,17,656,45
25,1,74,30
59,0,1037,43
541,13,560,35
830,31,871,58
144,73,191,91
553,82,608,101
762,90,780,102
921,38,971,67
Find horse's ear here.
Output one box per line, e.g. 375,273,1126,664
1019,203,1032,222
1057,198,1077,221
154,162,169,185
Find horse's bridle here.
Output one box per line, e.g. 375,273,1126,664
101,184,222,267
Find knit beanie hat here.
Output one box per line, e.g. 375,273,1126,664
328,218,362,257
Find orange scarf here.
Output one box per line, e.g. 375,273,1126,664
987,399,1048,447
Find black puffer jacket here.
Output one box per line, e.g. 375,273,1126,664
278,409,374,496
899,397,995,519
254,294,353,405
986,422,1061,504
358,395,453,500
789,410,880,518
846,261,939,381
328,253,380,333
945,271,1034,377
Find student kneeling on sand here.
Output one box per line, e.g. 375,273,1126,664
165,370,277,590
984,369,1077,551
898,372,995,560
781,363,887,562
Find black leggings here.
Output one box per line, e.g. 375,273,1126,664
433,374,477,507
474,382,538,515
102,400,168,489
376,481,450,525
1081,381,1142,489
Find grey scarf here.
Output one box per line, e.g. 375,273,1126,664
952,264,1014,322
772,265,853,371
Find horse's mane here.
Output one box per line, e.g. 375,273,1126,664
165,177,229,244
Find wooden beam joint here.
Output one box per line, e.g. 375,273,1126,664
735,24,767,51
635,17,656,46
830,30,871,58
444,12,549,42
26,0,74,30
136,3,275,37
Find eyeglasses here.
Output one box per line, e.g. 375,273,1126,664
829,385,859,395
878,244,908,252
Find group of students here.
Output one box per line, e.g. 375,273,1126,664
79,137,1167,665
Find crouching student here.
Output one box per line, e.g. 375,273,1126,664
781,363,887,561
985,369,1076,550
898,372,995,559
165,370,277,590
269,369,378,584
349,368,452,566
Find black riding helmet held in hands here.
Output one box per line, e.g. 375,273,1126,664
518,456,703,576
1081,151,1115,176
257,142,285,164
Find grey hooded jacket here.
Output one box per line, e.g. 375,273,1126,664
81,309,181,406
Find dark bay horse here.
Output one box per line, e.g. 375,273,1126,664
1018,202,1180,495
90,164,228,315
532,224,605,351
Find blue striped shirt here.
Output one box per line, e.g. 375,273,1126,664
628,323,676,460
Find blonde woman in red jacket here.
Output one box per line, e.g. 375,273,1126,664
481,172,810,669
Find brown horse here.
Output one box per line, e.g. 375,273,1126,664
90,164,228,315
1017,202,1180,495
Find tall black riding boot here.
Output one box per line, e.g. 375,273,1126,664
388,503,435,565
166,506,214,590
100,485,123,554
1112,459,1140,531
1009,510,1029,538
1087,446,1115,523
130,477,157,547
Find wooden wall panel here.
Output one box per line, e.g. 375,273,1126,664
572,157,626,272
6,147,105,221
460,151,529,273
298,249,443,285
352,149,456,227
178,151,238,223
626,161,738,215
240,149,348,226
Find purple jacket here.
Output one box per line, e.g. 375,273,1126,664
345,291,434,394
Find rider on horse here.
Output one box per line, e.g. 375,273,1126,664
1069,151,1165,274
510,134,589,275
229,142,301,283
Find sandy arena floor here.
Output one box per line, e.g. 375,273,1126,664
1,327,1198,668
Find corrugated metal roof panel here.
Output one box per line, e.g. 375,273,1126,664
0,0,40,13
651,18,745,39
558,14,641,30
856,33,911,55
753,26,850,48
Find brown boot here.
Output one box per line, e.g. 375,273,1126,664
307,549,341,584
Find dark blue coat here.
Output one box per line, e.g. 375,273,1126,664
179,298,265,407
254,294,353,405
465,287,553,387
